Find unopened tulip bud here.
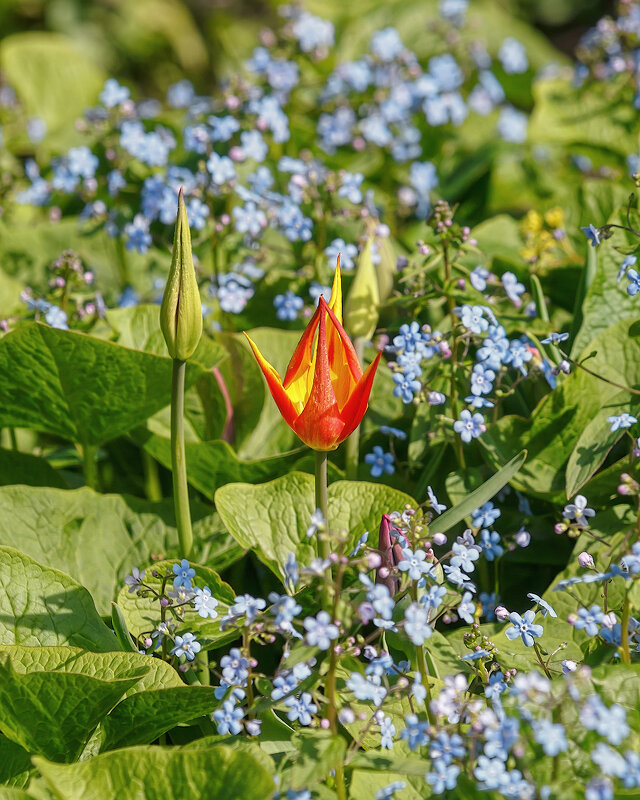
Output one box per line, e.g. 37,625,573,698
160,187,202,361
578,551,594,568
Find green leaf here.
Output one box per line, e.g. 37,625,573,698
0,485,223,615
0,448,67,489
0,650,146,762
34,744,275,800
286,731,346,790
431,451,527,535
0,324,210,447
0,33,105,148
0,789,37,800
565,391,640,497
571,210,639,357
215,473,417,579
0,734,31,785
133,428,305,501
110,604,139,653
116,561,234,652
101,685,218,750
0,546,118,651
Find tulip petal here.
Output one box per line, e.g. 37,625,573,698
243,333,299,427
328,255,342,324
324,299,363,409
293,298,344,450
282,302,322,401
336,350,382,443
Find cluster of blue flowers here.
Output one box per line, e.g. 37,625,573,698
4,0,536,332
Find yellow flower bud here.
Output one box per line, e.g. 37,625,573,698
344,238,380,340
521,210,543,235
160,187,202,361
544,207,565,229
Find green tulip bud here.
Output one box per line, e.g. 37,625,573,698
344,237,380,340
160,187,202,361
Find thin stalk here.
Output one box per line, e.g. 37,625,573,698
9,428,18,451
344,338,365,480
82,443,99,490
171,359,193,558
533,642,552,678
621,591,631,665
411,583,435,724
143,450,163,502
315,449,332,609
443,244,466,470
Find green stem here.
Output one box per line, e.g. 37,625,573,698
315,449,332,609
143,450,163,502
9,428,18,451
82,443,99,490
443,243,466,471
171,359,193,558
344,338,365,480
411,584,435,724
533,642,552,678
621,591,631,665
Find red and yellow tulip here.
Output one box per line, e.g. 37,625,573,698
244,259,381,451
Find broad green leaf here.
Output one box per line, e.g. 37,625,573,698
0,789,37,800
34,744,275,800
571,210,639,357
133,428,305,500
566,391,640,497
350,769,421,800
529,76,635,156
0,448,67,489
348,751,435,777
589,663,640,710
286,731,346,790
0,652,145,762
215,473,417,579
0,324,207,446
0,546,118,651
0,646,181,694
0,485,225,615
105,305,226,370
0,734,31,786
101,685,218,750
431,451,526,535
0,33,105,148
117,561,234,652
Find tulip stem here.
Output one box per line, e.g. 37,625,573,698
344,337,365,481
315,449,332,609
171,358,193,558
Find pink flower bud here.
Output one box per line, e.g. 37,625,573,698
601,612,616,630
320,718,330,729
432,532,447,546
554,523,566,535
578,551,594,568
366,552,382,569
495,606,509,621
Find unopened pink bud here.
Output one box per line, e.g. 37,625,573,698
495,606,509,621
554,523,566,535
320,718,330,729
366,552,382,569
432,532,447,546
578,551,594,568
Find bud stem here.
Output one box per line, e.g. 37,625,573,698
171,358,193,557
